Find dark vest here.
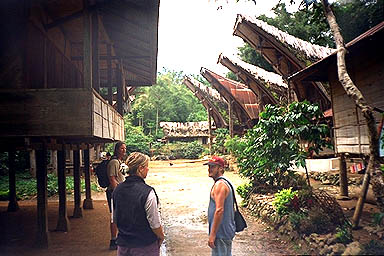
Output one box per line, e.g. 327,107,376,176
113,175,158,247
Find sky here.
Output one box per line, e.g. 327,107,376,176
156,0,300,76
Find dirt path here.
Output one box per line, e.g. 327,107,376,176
0,159,298,255
146,159,297,255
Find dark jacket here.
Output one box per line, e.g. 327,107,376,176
112,175,158,247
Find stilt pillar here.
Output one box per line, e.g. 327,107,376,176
338,154,349,199
7,150,19,212
56,149,70,231
83,148,93,209
35,146,49,248
72,149,82,218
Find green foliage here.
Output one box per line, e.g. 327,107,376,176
238,43,274,71
212,128,229,154
372,212,384,226
362,240,384,255
236,101,331,188
131,69,207,137
335,223,353,244
273,187,298,215
154,141,204,159
288,211,307,230
224,135,246,158
236,182,253,200
0,173,101,201
0,151,29,176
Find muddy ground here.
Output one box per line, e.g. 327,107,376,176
0,159,379,255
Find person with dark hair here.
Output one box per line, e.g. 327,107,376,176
204,156,236,256
113,152,165,256
106,141,126,250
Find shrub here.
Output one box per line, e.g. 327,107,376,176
212,128,228,154
273,187,298,215
224,135,246,158
335,223,353,244
362,240,384,255
237,182,253,200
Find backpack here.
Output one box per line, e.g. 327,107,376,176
95,159,110,188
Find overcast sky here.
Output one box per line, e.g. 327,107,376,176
156,0,300,76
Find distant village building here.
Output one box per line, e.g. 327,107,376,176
160,121,212,144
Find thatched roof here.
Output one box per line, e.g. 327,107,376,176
160,121,209,138
218,53,288,105
234,15,334,63
233,14,332,111
183,76,227,128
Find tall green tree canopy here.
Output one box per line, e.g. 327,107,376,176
130,69,207,136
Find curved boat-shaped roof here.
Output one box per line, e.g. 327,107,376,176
218,53,288,106
200,68,259,126
233,14,331,111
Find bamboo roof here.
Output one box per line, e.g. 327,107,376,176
201,68,259,127
160,121,210,138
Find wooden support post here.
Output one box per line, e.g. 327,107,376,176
83,148,93,209
56,149,70,232
35,147,49,248
208,108,212,155
228,100,234,138
72,150,82,218
91,10,99,92
338,154,349,199
107,44,113,105
29,150,36,177
116,63,123,115
50,150,58,175
7,150,19,212
352,169,371,228
83,2,92,89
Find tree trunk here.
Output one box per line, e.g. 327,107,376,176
321,1,384,224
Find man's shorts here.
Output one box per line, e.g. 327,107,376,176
106,189,113,213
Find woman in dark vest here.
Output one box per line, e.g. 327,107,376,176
112,152,165,256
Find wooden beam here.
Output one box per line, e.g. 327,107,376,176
35,146,49,248
83,5,92,89
72,150,82,218
116,63,124,115
92,11,100,92
7,150,19,212
107,44,113,105
83,148,93,209
55,149,70,232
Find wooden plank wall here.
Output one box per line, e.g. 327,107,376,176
93,92,124,141
0,89,91,137
332,54,384,154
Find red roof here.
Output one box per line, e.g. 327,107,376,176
203,69,259,120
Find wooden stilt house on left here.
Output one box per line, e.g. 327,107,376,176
0,0,160,248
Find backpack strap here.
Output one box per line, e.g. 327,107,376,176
214,177,240,212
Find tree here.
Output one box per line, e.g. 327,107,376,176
318,0,384,228
131,69,207,137
233,0,384,227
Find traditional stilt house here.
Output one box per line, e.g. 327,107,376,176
200,68,259,136
289,21,384,156
0,0,160,247
160,121,211,144
183,76,227,128
233,14,333,111
218,53,288,108
289,22,384,198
